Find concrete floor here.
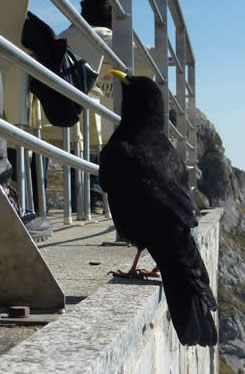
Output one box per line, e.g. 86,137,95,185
0,210,149,355
39,210,143,299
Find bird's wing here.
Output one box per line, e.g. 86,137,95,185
100,138,197,228
137,141,198,228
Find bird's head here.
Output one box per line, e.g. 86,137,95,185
109,70,164,122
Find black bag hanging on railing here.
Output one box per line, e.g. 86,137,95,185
22,11,98,128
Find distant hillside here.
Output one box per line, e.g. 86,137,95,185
196,108,245,373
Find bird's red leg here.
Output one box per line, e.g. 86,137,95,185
127,249,142,274
108,250,160,279
108,249,143,278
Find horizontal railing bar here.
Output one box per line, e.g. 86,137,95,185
185,81,193,96
168,0,195,64
186,165,195,170
148,0,164,25
169,120,184,139
168,39,183,73
0,36,121,125
169,90,185,114
133,31,166,84
50,0,127,71
0,119,99,175
160,56,184,67
110,0,127,18
186,118,195,130
186,140,194,150
169,122,195,149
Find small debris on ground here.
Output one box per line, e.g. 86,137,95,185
89,261,101,266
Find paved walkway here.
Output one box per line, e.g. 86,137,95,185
0,210,149,355
40,210,142,301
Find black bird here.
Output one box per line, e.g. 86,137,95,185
99,70,217,347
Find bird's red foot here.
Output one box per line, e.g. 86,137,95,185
108,267,160,279
108,269,146,279
136,268,160,278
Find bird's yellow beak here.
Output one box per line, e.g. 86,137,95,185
109,69,130,85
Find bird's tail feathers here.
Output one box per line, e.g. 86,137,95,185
191,277,217,312
162,275,217,347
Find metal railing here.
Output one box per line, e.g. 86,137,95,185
109,0,196,186
0,0,196,225
0,118,99,174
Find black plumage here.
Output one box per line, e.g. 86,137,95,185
99,73,217,347
80,0,112,29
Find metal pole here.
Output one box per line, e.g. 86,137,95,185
83,109,91,221
34,145,47,217
148,0,165,24
133,31,165,84
188,63,197,189
168,38,183,73
0,118,99,175
154,0,169,137
168,0,195,64
112,0,134,116
34,138,46,217
80,150,85,219
110,0,166,84
0,73,2,117
74,140,83,220
24,149,34,212
33,99,47,217
16,139,25,213
176,26,187,161
0,36,121,126
63,128,72,224
112,0,134,241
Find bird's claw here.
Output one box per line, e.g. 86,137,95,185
108,269,145,279
108,268,160,279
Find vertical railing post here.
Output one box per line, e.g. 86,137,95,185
24,149,34,212
34,150,47,216
112,0,133,242
74,140,84,220
0,73,2,117
16,141,25,213
83,108,91,221
112,0,134,117
33,99,47,217
16,71,30,213
176,26,187,161
188,63,196,188
154,0,169,137
63,127,72,224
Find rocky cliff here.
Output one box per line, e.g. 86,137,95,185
195,108,245,373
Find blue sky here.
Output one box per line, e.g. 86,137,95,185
29,0,245,171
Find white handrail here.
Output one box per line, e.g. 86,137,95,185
0,118,99,175
0,36,121,125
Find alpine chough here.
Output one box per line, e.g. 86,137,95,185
99,70,217,347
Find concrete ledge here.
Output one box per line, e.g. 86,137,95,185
0,209,222,373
